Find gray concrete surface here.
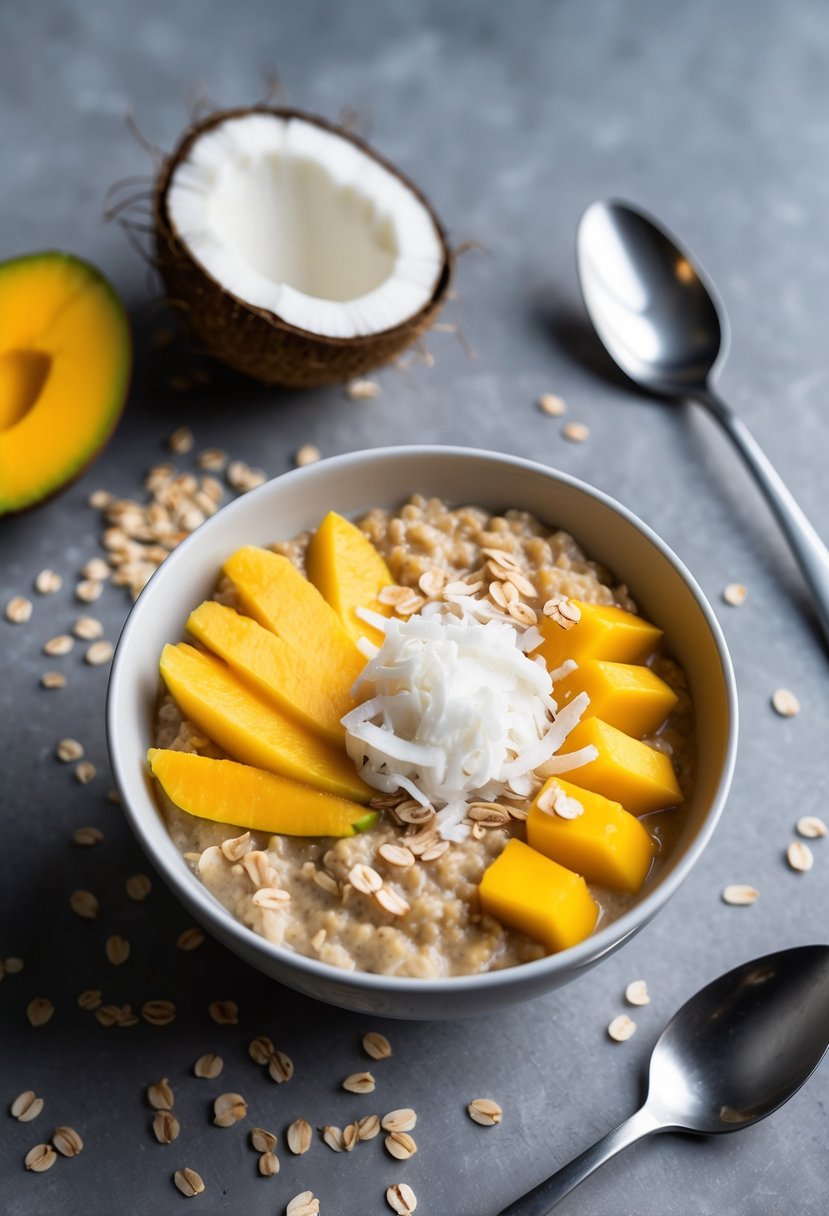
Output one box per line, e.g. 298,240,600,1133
1,1,827,1212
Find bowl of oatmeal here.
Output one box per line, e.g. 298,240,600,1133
107,446,737,1019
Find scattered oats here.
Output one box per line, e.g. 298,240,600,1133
253,887,292,910
387,1183,418,1214
772,688,800,717
259,1150,280,1175
43,634,74,656
26,998,54,1027
323,1125,344,1152
213,1092,247,1127
536,782,583,820
373,886,411,917
197,448,227,471
294,444,320,468
248,1034,275,1065
5,593,32,622
357,1114,381,1141
87,489,112,509
538,393,567,417
385,1131,418,1160
342,1071,375,1095
105,935,130,966
85,640,114,666
346,377,380,400
57,738,84,762
251,1127,277,1153
268,1051,295,1084
226,459,251,490
787,841,814,872
194,1053,223,1079
153,1110,180,1144
11,1091,43,1122
241,849,276,888
624,980,651,1007
81,558,111,583
107,788,122,805
348,863,383,895
24,1143,57,1172
310,929,327,952
418,567,446,598
362,1031,392,1060
562,421,590,443
608,1015,637,1042
70,889,99,919
174,1167,205,1197
209,999,238,1025
379,840,418,871
313,870,339,896
542,595,581,629
286,1118,312,1155
73,615,103,640
168,426,194,454
40,671,66,689
142,999,176,1026
381,1109,417,1133
177,927,205,951
95,1004,122,1027
722,582,747,607
287,1192,319,1216
77,989,102,1010
220,831,250,862
467,1098,502,1126
5,956,24,974
147,1078,175,1110
796,815,827,839
722,884,759,906
342,1121,359,1151
75,761,96,785
75,579,103,603
52,1126,84,1157
34,569,63,595
126,873,152,901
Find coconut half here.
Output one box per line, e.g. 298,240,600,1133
154,107,452,387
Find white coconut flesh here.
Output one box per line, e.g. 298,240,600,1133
166,113,446,339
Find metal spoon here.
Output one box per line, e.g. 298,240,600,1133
500,944,829,1214
576,199,829,648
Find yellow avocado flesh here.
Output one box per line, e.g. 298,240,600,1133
527,777,657,894
559,717,682,816
554,659,678,739
159,642,371,803
148,749,377,837
186,600,350,747
538,601,663,673
478,838,599,953
0,252,130,513
306,510,394,648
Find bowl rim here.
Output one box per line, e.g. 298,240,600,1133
107,444,738,995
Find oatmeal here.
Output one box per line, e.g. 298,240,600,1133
152,496,695,978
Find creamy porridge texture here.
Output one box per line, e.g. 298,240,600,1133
153,495,695,978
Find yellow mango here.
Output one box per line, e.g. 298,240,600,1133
223,546,365,688
478,838,599,953
306,510,394,648
159,643,371,803
186,600,350,747
148,749,378,837
557,717,682,816
538,600,662,673
554,659,678,738
527,777,656,893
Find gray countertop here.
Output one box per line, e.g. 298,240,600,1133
2,1,828,1212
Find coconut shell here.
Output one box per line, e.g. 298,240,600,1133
154,107,453,388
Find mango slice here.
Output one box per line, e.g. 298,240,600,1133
554,659,678,738
306,510,394,648
186,600,350,747
527,777,657,893
159,643,371,803
558,717,682,816
538,600,662,673
223,546,365,688
0,252,130,514
479,838,599,953
148,749,378,837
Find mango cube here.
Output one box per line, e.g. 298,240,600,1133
527,777,657,893
557,717,682,816
478,838,599,953
538,600,662,673
554,659,678,738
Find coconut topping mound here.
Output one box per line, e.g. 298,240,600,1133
342,609,592,841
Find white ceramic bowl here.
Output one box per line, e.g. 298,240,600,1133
107,446,737,1019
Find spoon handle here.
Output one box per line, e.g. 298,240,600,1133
699,387,829,648
498,1105,662,1215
